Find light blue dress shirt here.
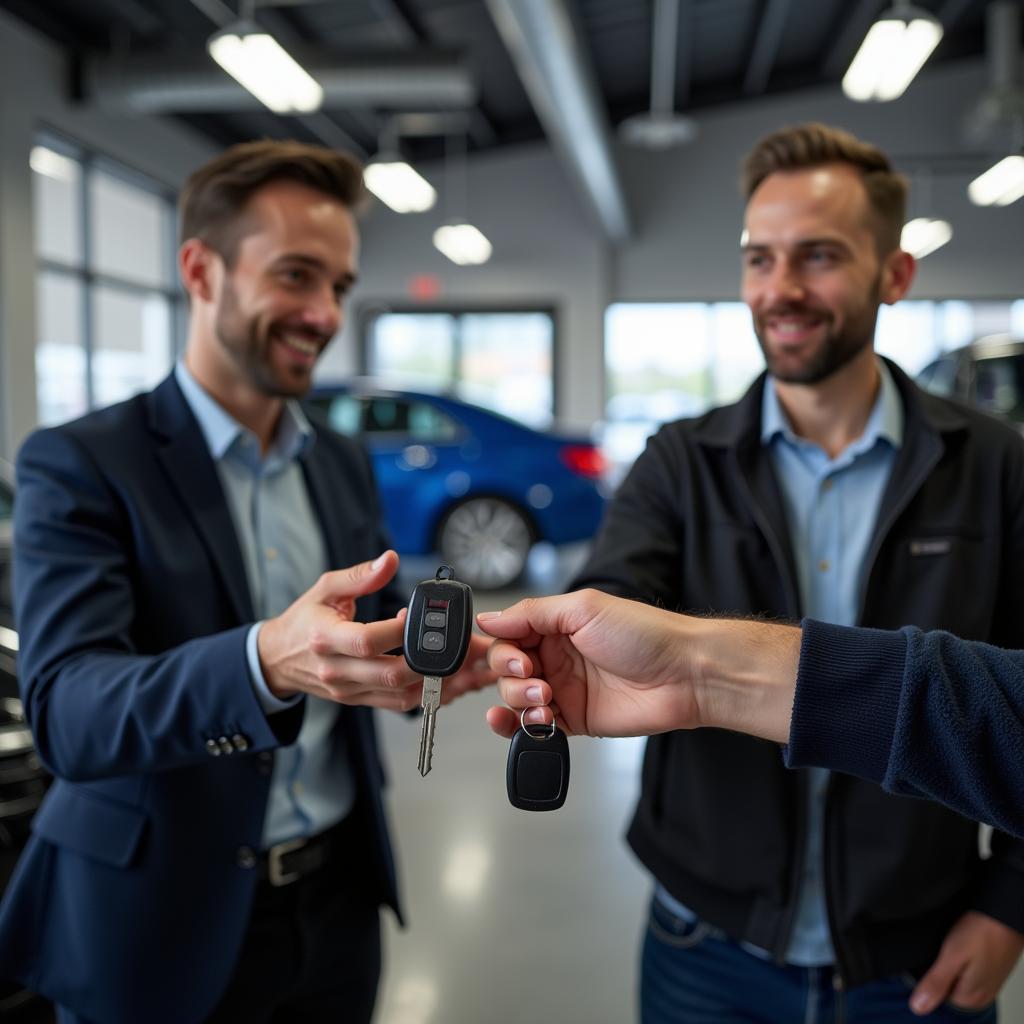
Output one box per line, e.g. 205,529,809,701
174,363,355,849
656,360,903,967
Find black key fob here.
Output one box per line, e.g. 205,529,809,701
506,721,570,811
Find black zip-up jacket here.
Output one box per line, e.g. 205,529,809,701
572,360,1024,988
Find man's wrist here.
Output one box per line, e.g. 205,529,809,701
690,618,799,743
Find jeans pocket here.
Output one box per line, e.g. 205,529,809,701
647,898,712,951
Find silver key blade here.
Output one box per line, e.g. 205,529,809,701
418,675,443,777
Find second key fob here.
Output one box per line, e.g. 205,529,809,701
507,721,571,811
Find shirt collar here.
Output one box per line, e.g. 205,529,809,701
760,357,904,453
174,361,315,464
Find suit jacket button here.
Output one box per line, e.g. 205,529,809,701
218,736,234,755
236,846,256,869
257,751,273,775
205,738,222,757
232,733,250,752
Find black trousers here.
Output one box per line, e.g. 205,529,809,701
57,819,383,1024
207,825,383,1023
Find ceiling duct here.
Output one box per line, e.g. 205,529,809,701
484,0,631,242
80,52,477,114
964,1,1024,147
620,0,698,149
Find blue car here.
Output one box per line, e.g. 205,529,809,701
306,384,608,589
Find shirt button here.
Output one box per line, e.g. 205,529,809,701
821,479,833,492
818,560,831,572
237,846,257,869
265,547,278,561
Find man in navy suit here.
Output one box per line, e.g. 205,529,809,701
0,140,492,1024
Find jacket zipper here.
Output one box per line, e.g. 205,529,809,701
822,774,848,990
731,449,807,962
827,427,942,985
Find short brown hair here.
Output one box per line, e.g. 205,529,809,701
741,122,907,254
179,139,366,263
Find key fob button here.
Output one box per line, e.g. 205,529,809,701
424,611,447,628
420,631,446,651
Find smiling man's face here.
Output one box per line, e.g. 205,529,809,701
209,179,359,398
741,163,895,385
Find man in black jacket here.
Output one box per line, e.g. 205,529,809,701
571,123,1024,1021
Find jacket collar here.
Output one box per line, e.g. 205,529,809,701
691,356,969,452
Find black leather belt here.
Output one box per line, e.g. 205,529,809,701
258,815,352,887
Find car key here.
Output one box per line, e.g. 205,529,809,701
507,715,571,811
402,565,473,777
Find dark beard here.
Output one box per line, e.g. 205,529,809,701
214,279,312,399
753,277,883,386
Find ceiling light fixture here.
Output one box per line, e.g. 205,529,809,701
433,132,491,266
900,217,953,258
968,154,1024,206
29,145,77,182
364,155,437,214
208,20,323,114
842,2,943,102
432,223,492,265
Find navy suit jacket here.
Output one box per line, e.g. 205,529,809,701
0,375,403,1024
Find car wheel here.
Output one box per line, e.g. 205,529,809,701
437,497,534,590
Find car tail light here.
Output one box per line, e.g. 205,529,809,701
560,444,607,479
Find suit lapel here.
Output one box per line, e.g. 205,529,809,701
147,376,255,624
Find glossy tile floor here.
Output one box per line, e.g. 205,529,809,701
376,548,1024,1024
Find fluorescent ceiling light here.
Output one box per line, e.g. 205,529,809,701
433,222,492,265
900,217,952,258
364,159,437,213
30,146,77,182
842,6,943,102
208,22,323,114
0,625,17,653
968,155,1024,206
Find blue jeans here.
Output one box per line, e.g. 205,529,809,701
641,896,998,1024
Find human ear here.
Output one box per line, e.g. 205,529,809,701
880,248,916,305
178,239,221,304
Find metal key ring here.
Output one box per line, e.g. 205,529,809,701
520,707,556,740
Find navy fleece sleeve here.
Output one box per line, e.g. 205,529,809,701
786,619,1024,839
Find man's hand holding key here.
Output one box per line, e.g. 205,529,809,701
257,550,493,712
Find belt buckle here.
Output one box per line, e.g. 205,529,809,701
267,836,307,887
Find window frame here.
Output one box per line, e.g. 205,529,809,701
32,128,183,414
357,303,560,422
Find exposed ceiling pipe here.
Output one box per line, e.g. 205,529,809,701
964,1,1024,147
81,54,478,114
484,0,631,242
620,0,698,148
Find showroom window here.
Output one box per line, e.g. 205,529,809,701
362,309,555,429
603,298,1024,476
31,134,181,426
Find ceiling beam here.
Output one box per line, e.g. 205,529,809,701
743,0,792,95
483,0,631,242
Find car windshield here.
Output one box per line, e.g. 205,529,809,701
972,354,1024,423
